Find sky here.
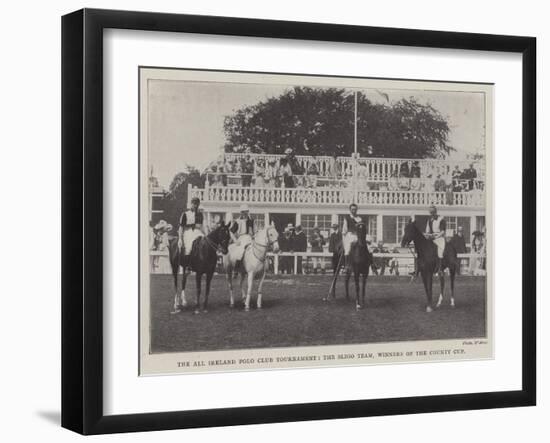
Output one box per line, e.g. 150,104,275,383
147,79,486,189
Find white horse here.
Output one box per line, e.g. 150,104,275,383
223,225,280,311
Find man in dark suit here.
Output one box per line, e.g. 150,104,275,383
309,227,326,274
451,226,467,275
293,225,307,274
279,224,294,274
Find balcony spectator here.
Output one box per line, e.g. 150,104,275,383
241,154,254,186
309,227,326,274
293,225,307,274
224,158,235,174
306,157,319,188
388,170,399,191
212,168,225,187
462,163,478,191
356,159,370,190
434,174,447,192
410,161,421,178
254,159,266,187
399,161,410,178
445,184,454,205
452,166,466,191
295,175,307,188
285,148,304,176
328,153,341,184
452,165,462,181
265,160,278,187
410,161,422,190
398,169,410,190
207,165,217,186
279,158,294,188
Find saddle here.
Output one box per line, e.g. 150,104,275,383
188,237,201,257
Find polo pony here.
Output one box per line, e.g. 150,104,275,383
223,225,280,311
325,222,373,310
169,222,231,314
401,217,459,311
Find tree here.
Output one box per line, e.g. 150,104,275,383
223,87,453,158
160,166,205,228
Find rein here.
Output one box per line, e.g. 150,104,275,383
202,229,228,254
248,229,275,263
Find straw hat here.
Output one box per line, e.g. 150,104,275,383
154,220,172,232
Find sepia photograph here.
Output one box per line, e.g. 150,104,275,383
139,68,492,375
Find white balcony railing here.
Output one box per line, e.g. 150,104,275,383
190,185,484,208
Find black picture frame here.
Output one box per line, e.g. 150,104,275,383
61,8,536,435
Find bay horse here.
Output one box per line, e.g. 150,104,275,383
169,222,231,314
401,217,459,312
326,223,373,310
223,225,280,311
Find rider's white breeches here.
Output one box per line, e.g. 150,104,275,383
433,237,445,258
343,232,358,255
183,228,203,255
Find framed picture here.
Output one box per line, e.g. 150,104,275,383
62,8,536,435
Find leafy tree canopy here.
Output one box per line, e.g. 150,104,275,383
223,87,453,159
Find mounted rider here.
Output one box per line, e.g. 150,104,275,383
229,203,255,267
177,197,204,256
342,203,364,266
424,204,446,270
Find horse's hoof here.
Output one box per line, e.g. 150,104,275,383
426,306,433,313
356,305,362,311
244,306,250,312
170,309,181,315
229,303,234,309
193,309,200,315
450,299,456,308
202,309,208,314
257,305,262,310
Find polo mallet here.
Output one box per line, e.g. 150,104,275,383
408,244,418,283
326,250,344,299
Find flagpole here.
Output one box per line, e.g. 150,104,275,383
353,90,358,204
354,90,358,155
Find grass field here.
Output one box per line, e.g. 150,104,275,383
149,274,487,354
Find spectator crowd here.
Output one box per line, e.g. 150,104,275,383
205,150,483,194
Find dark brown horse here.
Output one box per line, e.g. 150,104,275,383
326,222,373,310
169,222,231,314
401,218,459,312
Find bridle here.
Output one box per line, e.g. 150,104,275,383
249,227,277,263
203,228,229,254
